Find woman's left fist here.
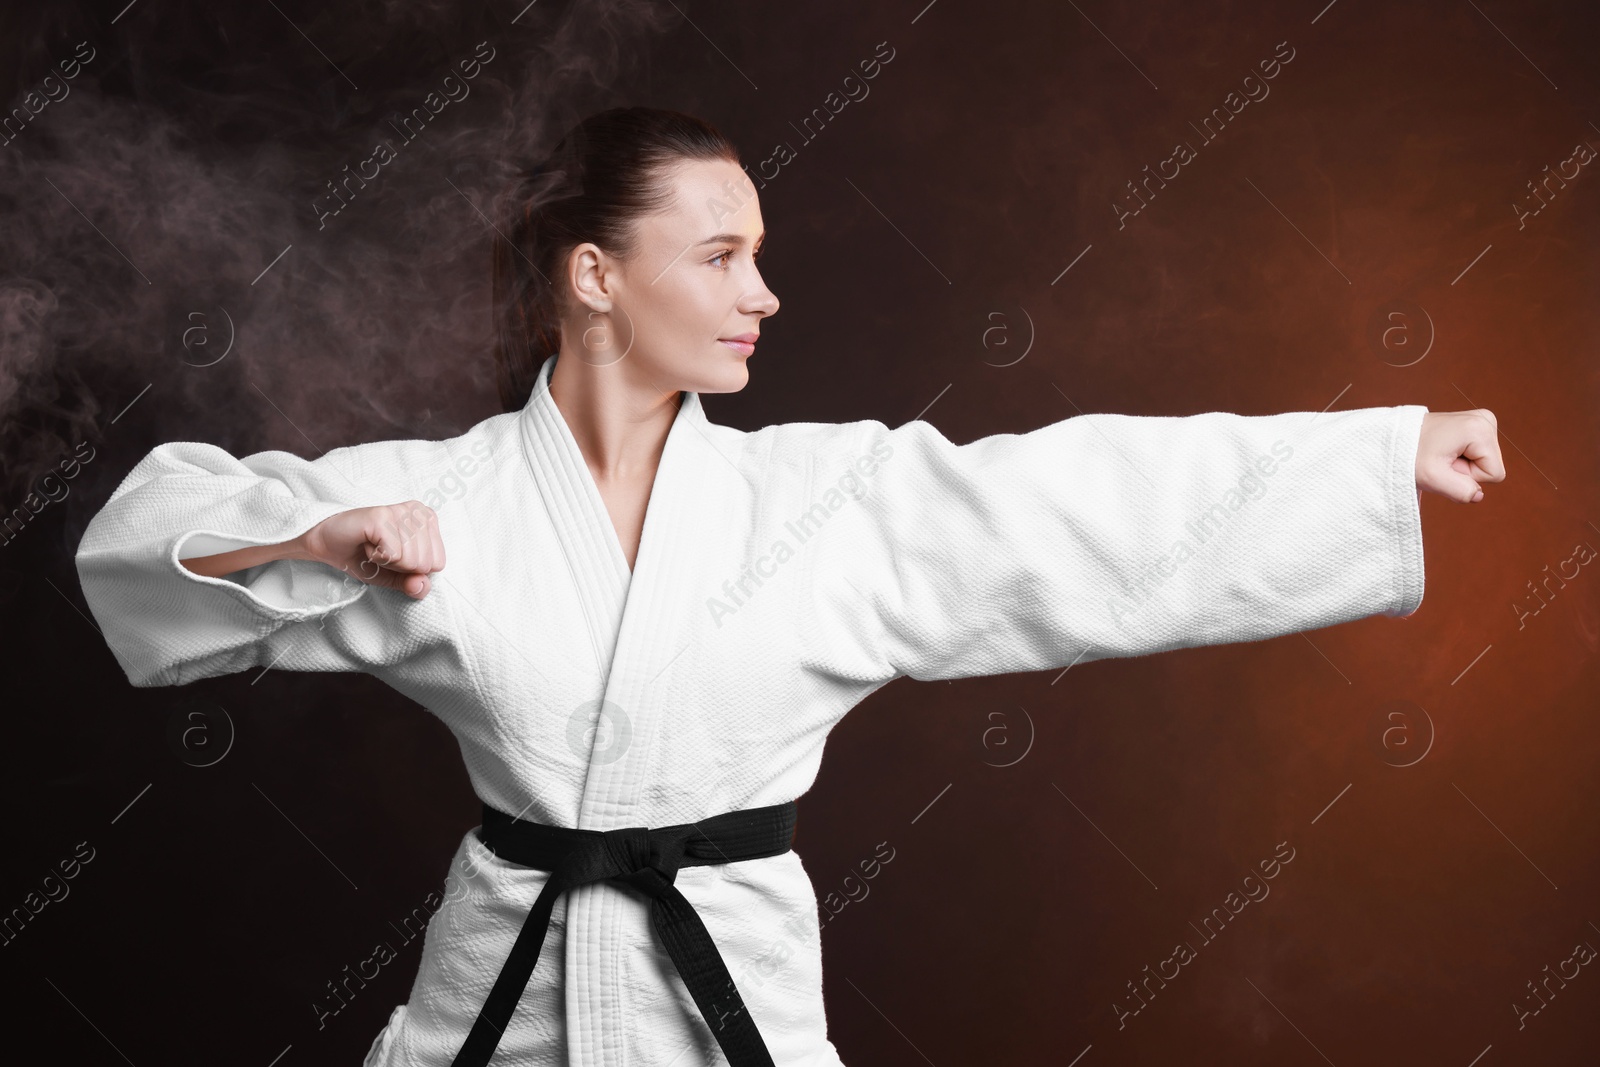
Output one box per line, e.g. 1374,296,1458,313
1416,409,1506,503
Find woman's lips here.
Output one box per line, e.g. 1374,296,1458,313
718,336,756,355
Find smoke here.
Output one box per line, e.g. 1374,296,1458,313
0,0,675,502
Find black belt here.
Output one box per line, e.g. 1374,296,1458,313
449,800,800,1067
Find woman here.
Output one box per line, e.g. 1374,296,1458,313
74,106,1505,1066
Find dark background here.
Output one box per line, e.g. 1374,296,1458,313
3,0,1598,1063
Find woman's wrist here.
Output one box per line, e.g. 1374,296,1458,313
179,532,317,578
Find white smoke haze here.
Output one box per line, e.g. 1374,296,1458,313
0,0,675,515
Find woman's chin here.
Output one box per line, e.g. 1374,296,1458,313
694,359,751,395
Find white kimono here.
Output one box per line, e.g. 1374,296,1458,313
74,352,1426,1066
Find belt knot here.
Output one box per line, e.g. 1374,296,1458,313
601,825,689,897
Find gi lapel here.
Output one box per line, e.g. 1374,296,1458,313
519,355,634,683
576,383,715,830
517,352,720,819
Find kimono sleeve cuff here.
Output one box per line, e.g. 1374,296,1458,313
169,498,371,623
1388,404,1427,618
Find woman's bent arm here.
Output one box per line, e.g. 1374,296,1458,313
75,437,447,687
179,500,445,598
179,535,310,578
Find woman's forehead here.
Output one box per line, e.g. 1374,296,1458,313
654,159,764,237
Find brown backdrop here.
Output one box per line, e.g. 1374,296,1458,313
3,0,1596,1063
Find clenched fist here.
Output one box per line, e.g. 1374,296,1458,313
301,500,446,600
1416,409,1505,503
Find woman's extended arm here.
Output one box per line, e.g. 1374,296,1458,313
795,404,1503,686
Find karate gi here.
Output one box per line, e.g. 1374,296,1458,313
74,352,1427,1065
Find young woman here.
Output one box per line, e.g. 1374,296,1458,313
74,107,1504,1067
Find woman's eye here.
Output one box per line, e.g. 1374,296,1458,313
710,251,732,268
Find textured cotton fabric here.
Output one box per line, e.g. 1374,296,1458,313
74,353,1426,1065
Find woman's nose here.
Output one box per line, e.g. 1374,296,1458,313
748,284,779,317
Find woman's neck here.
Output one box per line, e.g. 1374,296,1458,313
547,352,681,483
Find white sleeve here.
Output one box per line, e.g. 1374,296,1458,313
798,404,1427,684
74,438,434,688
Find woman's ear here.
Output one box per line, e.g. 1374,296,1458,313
567,242,614,314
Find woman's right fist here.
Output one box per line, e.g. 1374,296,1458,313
300,501,445,600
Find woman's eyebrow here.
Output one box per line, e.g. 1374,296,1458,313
696,232,766,246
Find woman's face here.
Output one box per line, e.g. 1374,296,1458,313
560,157,779,395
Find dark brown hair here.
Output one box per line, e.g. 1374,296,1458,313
491,106,740,412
